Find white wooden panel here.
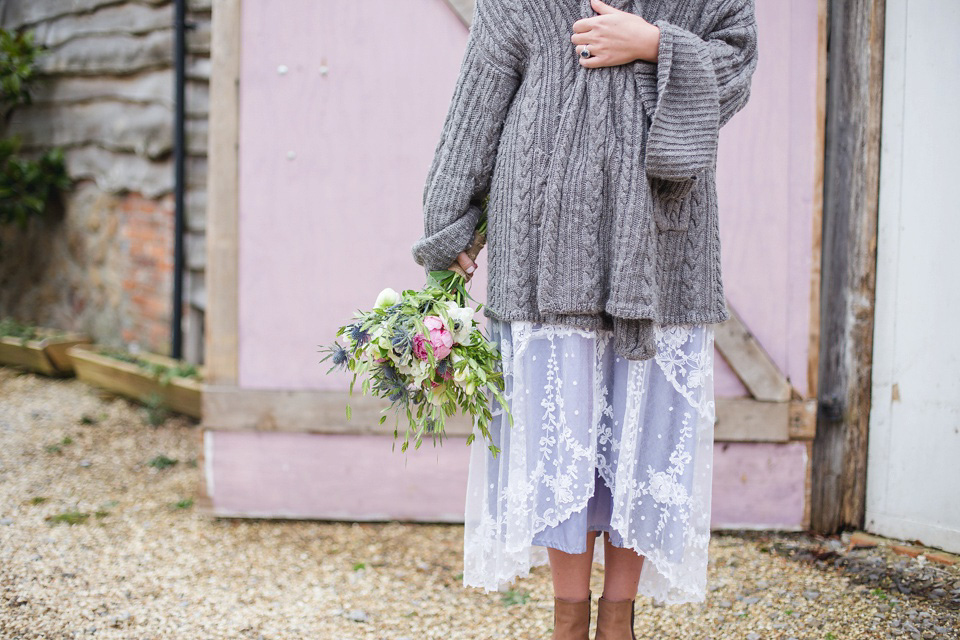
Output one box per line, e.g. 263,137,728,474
866,0,960,554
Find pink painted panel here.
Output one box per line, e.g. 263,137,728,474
234,1,819,400
207,433,807,529
715,2,820,397
207,431,470,521
711,441,808,529
236,0,486,391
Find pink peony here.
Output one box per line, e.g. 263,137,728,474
412,333,429,360
413,315,453,361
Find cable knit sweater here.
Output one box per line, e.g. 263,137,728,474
411,0,758,360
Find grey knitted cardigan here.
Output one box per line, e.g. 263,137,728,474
411,0,758,360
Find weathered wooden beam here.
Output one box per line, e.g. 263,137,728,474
807,0,828,405
204,0,241,386
64,145,173,197
27,4,173,47
811,0,885,534
714,397,789,442
1,0,165,30
36,30,174,76
203,386,802,443
203,385,477,436
6,101,173,158
443,0,475,27
715,301,793,402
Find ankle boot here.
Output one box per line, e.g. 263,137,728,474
550,590,591,640
594,595,636,640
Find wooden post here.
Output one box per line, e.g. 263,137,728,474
811,0,885,533
205,0,243,385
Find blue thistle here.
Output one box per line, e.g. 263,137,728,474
319,342,350,373
348,323,371,346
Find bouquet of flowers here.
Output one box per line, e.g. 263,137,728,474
320,216,512,458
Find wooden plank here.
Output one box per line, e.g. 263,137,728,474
714,397,789,442
6,101,173,158
715,301,792,402
68,344,204,418
0,334,91,376
37,30,174,76
442,0,474,27
205,385,800,443
204,0,242,386
0,339,59,376
203,385,475,437
788,398,818,440
28,3,173,48
0,0,164,29
807,0,828,431
811,0,885,534
63,145,174,199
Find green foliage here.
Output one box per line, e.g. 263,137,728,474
45,510,89,525
171,498,193,510
147,454,178,470
0,316,42,343
142,391,171,426
500,588,530,606
0,138,70,228
0,28,71,229
0,29,39,113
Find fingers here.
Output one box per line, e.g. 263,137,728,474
456,251,477,279
575,44,605,68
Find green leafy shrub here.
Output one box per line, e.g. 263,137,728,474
0,28,71,229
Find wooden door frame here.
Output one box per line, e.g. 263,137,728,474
811,0,886,533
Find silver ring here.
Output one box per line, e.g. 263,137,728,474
580,45,591,59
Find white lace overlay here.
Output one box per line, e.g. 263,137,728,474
463,319,717,605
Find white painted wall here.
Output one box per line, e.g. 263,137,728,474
866,0,960,553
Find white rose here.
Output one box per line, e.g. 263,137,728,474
374,287,400,309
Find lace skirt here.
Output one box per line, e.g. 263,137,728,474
462,318,717,605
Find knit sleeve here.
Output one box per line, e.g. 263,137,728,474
410,0,525,272
634,0,758,183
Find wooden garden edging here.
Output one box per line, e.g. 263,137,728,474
0,331,91,376
66,343,204,418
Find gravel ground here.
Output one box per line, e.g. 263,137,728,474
1,366,958,639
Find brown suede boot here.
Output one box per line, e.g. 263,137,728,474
550,591,591,640
594,595,637,640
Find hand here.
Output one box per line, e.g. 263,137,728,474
453,251,477,281
572,0,660,68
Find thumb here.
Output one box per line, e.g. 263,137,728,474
591,0,618,14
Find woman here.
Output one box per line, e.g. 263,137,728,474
412,0,758,637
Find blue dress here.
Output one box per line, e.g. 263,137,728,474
462,317,717,605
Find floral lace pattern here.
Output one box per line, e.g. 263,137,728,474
463,319,716,605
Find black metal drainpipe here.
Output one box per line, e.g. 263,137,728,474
172,0,189,359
